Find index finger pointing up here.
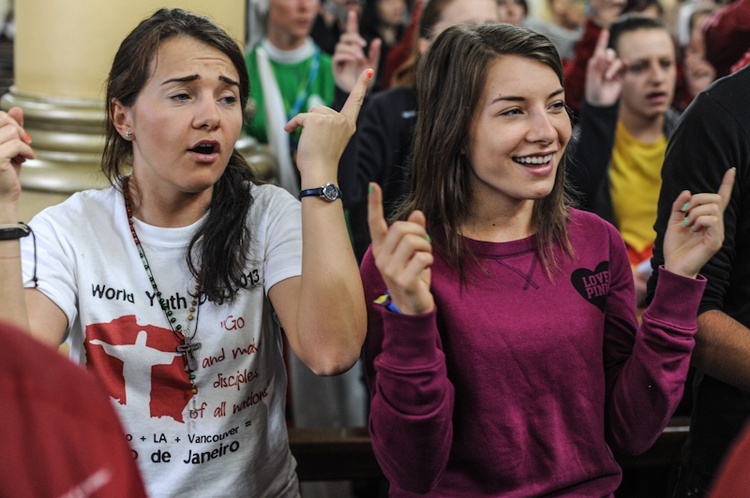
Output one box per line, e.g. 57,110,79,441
718,167,736,211
340,68,373,121
594,28,610,57
346,8,359,34
367,183,389,251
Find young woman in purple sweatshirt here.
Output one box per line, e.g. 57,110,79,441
361,23,735,497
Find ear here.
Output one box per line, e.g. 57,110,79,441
417,37,430,56
110,98,133,139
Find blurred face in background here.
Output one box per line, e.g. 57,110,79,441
378,0,408,27
267,0,321,49
497,0,527,25
616,27,676,120
420,0,501,53
549,0,585,29
588,0,627,27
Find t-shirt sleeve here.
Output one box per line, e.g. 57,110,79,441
21,207,80,332
255,185,303,294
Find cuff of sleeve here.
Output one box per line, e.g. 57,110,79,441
646,266,707,330
380,306,442,364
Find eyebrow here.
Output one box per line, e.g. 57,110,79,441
491,88,564,104
161,74,240,87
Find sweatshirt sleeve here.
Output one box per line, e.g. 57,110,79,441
566,101,619,211
361,249,455,494
602,225,705,455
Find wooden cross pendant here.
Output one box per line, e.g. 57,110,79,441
177,338,202,372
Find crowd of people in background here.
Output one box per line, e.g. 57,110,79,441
3,0,750,496
244,0,750,496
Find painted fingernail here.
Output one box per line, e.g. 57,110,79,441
368,184,374,194
682,217,689,227
681,201,690,212
426,234,432,243
365,69,374,79
24,134,32,144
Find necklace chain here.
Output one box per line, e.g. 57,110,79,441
125,195,202,394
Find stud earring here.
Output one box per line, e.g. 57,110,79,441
125,131,133,140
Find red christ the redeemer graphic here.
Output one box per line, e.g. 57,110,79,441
85,315,195,423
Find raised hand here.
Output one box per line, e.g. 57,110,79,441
584,29,624,107
663,167,735,279
367,183,434,315
332,9,381,94
285,68,372,184
0,107,35,219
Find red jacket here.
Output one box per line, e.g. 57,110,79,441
0,322,147,498
564,19,603,117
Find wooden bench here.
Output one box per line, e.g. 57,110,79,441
288,416,691,482
289,426,383,481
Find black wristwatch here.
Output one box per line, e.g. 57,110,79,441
299,183,343,202
0,223,31,240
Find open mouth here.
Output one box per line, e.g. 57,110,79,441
514,153,554,166
646,91,668,102
189,142,219,155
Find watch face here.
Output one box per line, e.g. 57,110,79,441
322,183,340,201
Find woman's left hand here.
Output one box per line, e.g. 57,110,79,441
284,68,372,185
663,167,735,278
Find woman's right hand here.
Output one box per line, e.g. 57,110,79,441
0,107,35,220
367,183,434,315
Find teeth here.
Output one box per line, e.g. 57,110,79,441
515,154,553,165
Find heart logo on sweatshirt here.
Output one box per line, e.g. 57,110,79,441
571,261,610,312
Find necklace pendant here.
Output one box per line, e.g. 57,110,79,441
177,338,202,372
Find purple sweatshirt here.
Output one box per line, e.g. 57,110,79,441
362,209,705,497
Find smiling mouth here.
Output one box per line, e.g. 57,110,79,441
514,153,554,165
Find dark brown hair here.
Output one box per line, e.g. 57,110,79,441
102,8,257,304
399,23,573,277
608,13,668,52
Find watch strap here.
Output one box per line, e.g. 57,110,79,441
299,187,325,198
298,183,342,201
0,223,32,240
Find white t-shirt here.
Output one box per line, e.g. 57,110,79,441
22,183,303,498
